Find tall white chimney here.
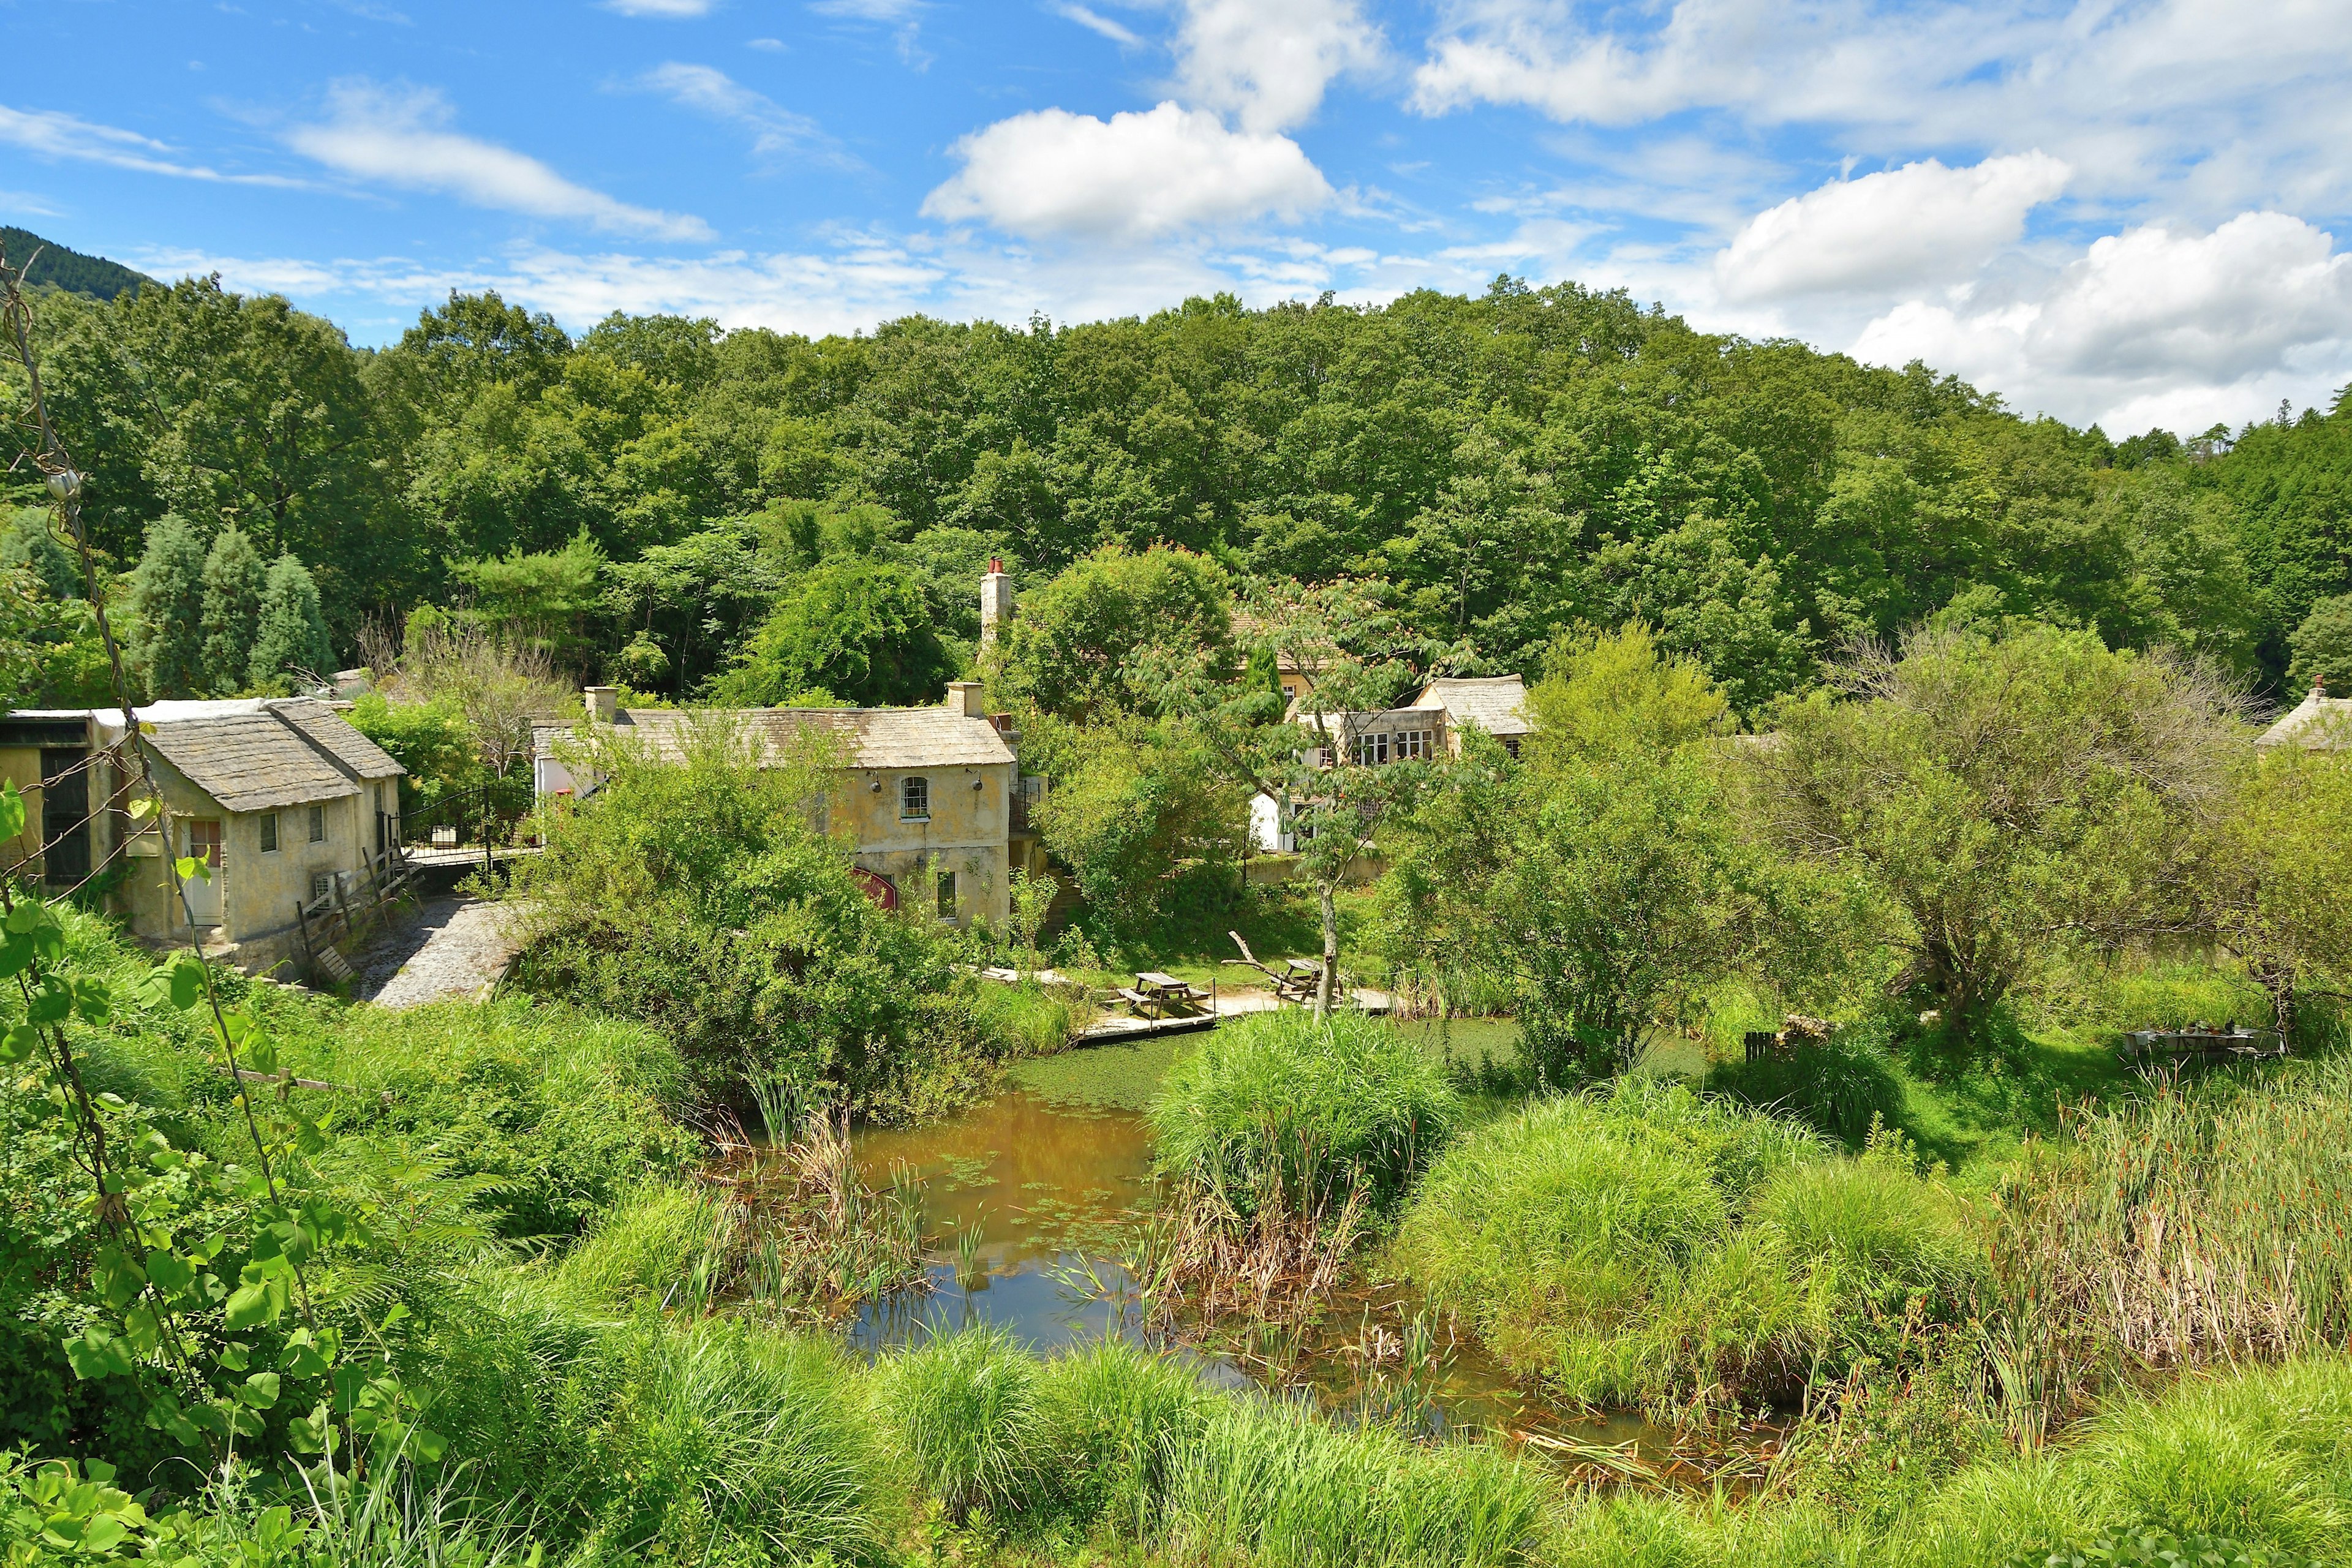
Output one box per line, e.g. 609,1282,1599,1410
981,558,1014,649
584,685,619,724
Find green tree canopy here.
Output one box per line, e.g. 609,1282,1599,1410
990,545,1233,723
713,557,954,708
1749,624,2247,1033
198,522,265,694
2286,594,2352,696
247,552,332,691
126,513,206,699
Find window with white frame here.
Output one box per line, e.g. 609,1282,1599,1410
1395,729,1432,761
900,775,930,821
1350,731,1390,766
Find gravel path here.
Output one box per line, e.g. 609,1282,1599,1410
354,896,531,1009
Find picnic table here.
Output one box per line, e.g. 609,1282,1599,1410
1219,932,1324,1005
1118,970,1212,1019
2120,1025,2283,1063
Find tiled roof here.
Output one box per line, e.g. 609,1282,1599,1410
540,705,1016,770
271,698,404,779
2257,688,2352,750
1409,675,1532,736
145,712,363,812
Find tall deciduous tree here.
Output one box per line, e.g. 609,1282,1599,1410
1751,624,2248,1035
989,545,1234,723
2286,594,2352,696
126,513,206,699
199,523,265,693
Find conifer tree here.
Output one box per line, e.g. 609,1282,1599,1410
247,552,333,692
126,513,208,699
199,523,266,694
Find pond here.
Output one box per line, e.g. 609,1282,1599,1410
843,1022,1781,1484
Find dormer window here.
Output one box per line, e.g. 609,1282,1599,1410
901,776,930,821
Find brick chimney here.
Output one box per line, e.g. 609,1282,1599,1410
945,680,986,717
584,685,619,724
980,559,1014,649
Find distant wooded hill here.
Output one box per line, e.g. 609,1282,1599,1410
1,226,154,301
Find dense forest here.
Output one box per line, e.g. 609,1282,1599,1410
7,261,2351,720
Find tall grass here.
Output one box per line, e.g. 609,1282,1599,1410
1981,1055,2352,1433
1393,1082,1977,1405
1158,1393,1551,1567
1150,1008,1462,1218
552,1182,731,1309
874,1325,1042,1525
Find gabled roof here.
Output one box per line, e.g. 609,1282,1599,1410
62,698,405,813
272,698,404,780
145,713,363,812
2258,688,2352,750
543,705,1016,771
1408,674,1532,737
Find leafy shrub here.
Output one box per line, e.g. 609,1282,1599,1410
512,716,1011,1119
1150,1009,1461,1218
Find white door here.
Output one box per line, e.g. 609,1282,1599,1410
181,820,223,927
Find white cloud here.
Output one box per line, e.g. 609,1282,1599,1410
0,102,301,186
1714,152,2069,301
1174,0,1383,133
1050,2,1141,48
285,80,710,240
1850,212,2352,428
924,101,1332,241
604,0,712,14
636,62,846,167
1408,0,2352,222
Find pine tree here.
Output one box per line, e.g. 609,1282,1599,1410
248,552,333,692
126,513,208,699
198,524,266,695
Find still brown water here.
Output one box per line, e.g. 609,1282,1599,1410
846,1047,1781,1481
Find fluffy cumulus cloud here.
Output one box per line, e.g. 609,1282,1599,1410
1852,212,2352,427
1174,0,1385,133
1714,152,2070,301
285,80,710,240
923,102,1332,241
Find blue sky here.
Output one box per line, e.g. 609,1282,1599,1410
4,0,2349,435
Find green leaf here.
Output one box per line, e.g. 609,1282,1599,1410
0,1023,38,1063
3,894,38,933
121,1305,162,1357
72,978,112,1025
0,932,31,979
28,981,72,1025
216,1341,249,1371
175,856,211,884
64,1327,137,1380
166,956,205,1010
278,1329,331,1377
238,1371,281,1411
286,1406,328,1455
145,1250,194,1294
223,1281,273,1330
0,781,24,842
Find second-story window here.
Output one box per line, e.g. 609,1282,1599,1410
1351,731,1390,766
901,775,930,821
1395,729,1431,761
308,804,326,842
258,812,279,853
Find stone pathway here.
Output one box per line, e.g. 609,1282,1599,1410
353,895,531,1009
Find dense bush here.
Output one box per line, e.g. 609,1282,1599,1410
512,716,1012,1118
1149,1009,1462,1218
1708,1024,1908,1145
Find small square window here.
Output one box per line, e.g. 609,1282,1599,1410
258,812,278,853
308,804,326,843
937,870,957,919
311,872,334,902
900,776,930,821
